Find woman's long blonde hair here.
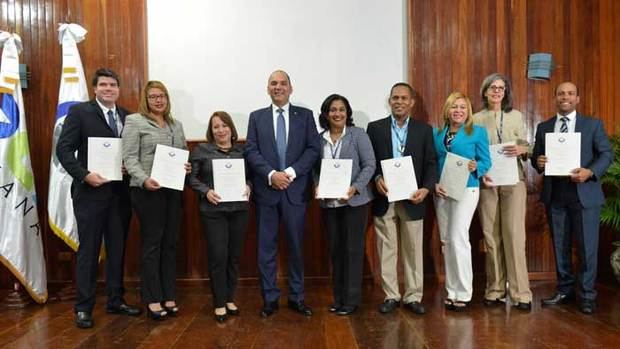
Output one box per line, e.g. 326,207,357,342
440,91,473,135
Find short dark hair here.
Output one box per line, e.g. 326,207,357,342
206,111,239,143
390,82,414,97
480,73,513,112
555,82,580,96
92,68,120,87
318,94,354,130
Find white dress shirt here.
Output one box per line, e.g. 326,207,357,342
553,110,576,133
96,98,123,135
268,103,297,184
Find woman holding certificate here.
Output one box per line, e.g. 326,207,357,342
314,94,375,316
473,74,532,311
188,111,250,323
122,81,189,320
433,92,491,311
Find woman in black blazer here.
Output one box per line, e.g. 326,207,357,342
188,111,250,322
314,94,376,315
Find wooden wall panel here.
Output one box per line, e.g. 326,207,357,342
408,0,620,281
1,0,619,294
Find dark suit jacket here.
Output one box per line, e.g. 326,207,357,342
366,116,437,219
245,104,321,205
531,113,612,208
56,100,130,201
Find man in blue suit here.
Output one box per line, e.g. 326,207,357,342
245,70,320,317
532,81,612,314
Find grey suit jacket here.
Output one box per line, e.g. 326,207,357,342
314,126,376,207
122,113,188,187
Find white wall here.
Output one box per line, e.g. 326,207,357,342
147,0,406,140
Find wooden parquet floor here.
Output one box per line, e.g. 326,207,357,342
0,279,619,348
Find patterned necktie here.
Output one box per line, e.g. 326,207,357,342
276,108,286,170
107,110,119,137
560,116,569,133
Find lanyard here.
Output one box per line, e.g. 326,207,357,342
391,120,407,155
329,138,342,159
495,111,504,143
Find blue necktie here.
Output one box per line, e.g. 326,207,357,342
560,116,568,133
276,108,286,170
107,110,119,137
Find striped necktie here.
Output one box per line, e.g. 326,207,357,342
560,116,569,133
107,110,119,137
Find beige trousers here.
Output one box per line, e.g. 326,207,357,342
478,181,532,303
374,202,424,303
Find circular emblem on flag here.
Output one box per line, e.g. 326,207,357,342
0,93,20,139
7,131,35,191
225,163,232,169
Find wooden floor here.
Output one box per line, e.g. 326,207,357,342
0,280,619,349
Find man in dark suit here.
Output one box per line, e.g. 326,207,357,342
245,70,320,317
366,82,437,315
56,68,141,329
532,81,612,314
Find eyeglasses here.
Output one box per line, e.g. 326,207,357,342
147,94,167,101
489,85,506,92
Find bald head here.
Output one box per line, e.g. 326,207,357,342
555,81,580,115
267,70,293,107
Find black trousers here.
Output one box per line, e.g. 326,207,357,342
73,191,131,313
200,210,249,308
131,188,182,304
323,204,368,307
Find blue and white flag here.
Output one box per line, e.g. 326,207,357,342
48,23,88,251
0,31,48,303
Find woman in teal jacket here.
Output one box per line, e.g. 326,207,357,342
433,91,491,311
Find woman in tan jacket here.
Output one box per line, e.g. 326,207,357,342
473,73,533,311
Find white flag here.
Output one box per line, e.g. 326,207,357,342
0,31,48,303
48,23,89,251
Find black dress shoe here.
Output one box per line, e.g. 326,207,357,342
75,311,93,329
146,307,168,320
514,302,532,311
580,300,597,314
483,298,504,307
162,302,179,317
260,301,279,318
328,303,342,313
336,305,357,316
215,311,228,323
379,299,400,314
403,301,426,314
288,300,313,316
541,293,575,306
107,303,143,316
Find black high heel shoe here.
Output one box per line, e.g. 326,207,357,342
147,306,168,320
225,304,240,316
214,308,228,323
162,302,179,317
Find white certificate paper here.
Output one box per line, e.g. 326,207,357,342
150,144,189,191
380,156,418,202
317,159,353,199
545,133,581,176
87,137,122,181
486,142,519,186
439,152,470,201
212,158,247,202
